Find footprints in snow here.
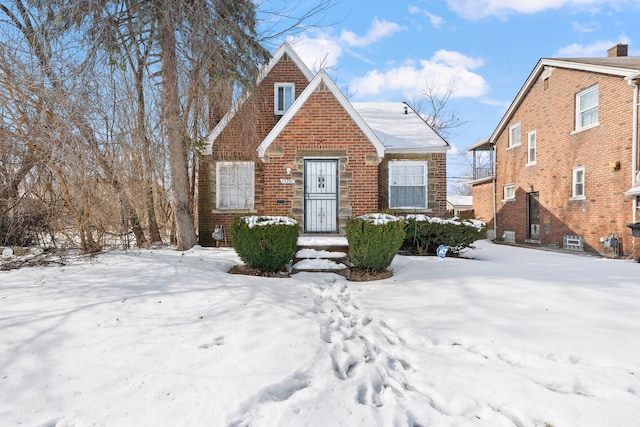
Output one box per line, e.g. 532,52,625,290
313,278,414,408
198,335,225,349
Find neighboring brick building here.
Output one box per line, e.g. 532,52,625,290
198,43,450,246
470,44,640,258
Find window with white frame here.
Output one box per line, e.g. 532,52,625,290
216,162,254,210
527,130,537,164
508,123,521,148
274,83,294,115
576,85,598,130
572,167,585,198
389,161,427,209
503,184,516,200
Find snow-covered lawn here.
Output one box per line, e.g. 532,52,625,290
1,240,639,426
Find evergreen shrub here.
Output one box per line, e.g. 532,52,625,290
346,213,405,271
403,215,487,256
229,216,298,272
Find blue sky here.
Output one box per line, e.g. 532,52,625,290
257,0,640,189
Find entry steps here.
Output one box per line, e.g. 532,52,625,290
292,237,350,277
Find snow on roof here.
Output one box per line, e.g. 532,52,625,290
447,195,473,207
352,102,450,153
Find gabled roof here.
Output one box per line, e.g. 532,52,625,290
203,42,314,155
489,56,640,144
257,70,386,159
352,102,450,154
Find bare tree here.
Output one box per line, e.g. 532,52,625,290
411,79,468,139
1,0,334,252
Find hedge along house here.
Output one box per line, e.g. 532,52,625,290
198,43,450,247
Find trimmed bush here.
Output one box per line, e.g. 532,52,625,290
229,216,298,272
403,215,487,256
346,213,406,271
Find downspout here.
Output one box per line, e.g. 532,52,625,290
627,74,639,224
492,175,497,239
492,145,497,239
626,73,640,261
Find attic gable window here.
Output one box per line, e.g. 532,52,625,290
216,162,254,210
274,83,294,115
576,85,598,131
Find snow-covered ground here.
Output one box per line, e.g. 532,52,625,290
1,240,639,427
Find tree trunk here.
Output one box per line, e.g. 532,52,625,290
157,8,197,250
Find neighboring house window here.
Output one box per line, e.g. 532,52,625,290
503,184,516,200
508,123,521,148
389,161,427,209
274,83,294,115
576,85,598,131
527,130,536,165
216,162,254,209
572,167,585,199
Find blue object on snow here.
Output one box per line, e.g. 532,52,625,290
437,245,449,259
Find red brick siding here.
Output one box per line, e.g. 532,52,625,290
262,87,380,234
493,67,639,255
471,180,495,228
198,57,311,246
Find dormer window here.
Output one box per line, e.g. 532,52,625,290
275,83,294,115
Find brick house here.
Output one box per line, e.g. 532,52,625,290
198,43,449,246
469,44,640,258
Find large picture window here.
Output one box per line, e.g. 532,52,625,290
576,85,598,131
389,161,427,209
216,162,254,210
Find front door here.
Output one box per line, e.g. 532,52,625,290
527,192,540,240
304,159,338,233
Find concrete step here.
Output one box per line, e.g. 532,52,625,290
291,246,351,277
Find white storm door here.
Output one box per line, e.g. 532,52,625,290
304,159,338,233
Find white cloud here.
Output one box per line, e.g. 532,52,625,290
340,18,406,47
445,0,627,20
287,34,343,71
554,35,630,57
572,20,600,32
286,17,406,71
408,5,445,28
349,50,489,101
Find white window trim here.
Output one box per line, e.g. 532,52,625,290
216,161,255,210
388,160,428,209
274,83,295,115
574,85,599,133
526,130,537,166
571,166,586,200
508,123,521,149
503,183,516,201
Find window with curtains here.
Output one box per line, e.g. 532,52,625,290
389,161,427,209
576,85,598,131
216,162,254,210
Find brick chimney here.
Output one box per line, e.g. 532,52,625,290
607,44,628,57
